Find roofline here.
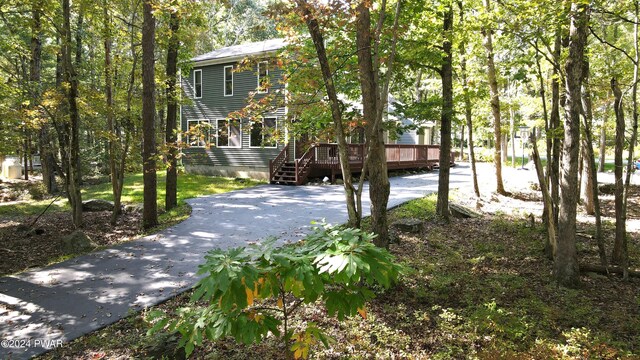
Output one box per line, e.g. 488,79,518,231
191,48,282,67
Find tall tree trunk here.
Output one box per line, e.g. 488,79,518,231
460,125,465,161
611,78,626,266
534,43,552,243
103,3,124,225
482,0,506,195
165,10,180,211
62,0,83,228
459,1,480,198
550,28,562,228
294,0,359,228
356,1,390,245
556,2,588,287
510,107,516,167
142,0,158,229
530,127,557,258
580,144,595,214
581,66,606,268
436,3,453,220
598,105,607,172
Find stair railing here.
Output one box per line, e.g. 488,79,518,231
294,144,316,185
269,144,289,182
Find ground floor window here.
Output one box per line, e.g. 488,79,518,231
187,120,212,147
216,119,241,147
250,117,277,148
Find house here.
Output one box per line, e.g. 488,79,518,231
180,39,449,184
180,38,289,180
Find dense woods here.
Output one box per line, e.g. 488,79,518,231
0,0,638,289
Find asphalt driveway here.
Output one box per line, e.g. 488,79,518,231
0,166,471,359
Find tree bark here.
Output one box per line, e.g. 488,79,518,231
356,1,390,245
142,0,158,229
611,78,625,265
294,0,359,228
550,28,562,228
598,107,607,173
165,10,180,212
556,2,588,287
459,1,479,198
62,0,83,228
530,127,556,258
436,4,453,221
482,0,506,195
581,65,606,268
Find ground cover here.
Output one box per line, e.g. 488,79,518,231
0,174,262,275
35,191,640,359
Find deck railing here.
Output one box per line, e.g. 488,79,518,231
269,144,289,181
294,146,316,185
311,143,447,170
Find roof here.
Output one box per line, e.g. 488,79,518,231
191,38,287,64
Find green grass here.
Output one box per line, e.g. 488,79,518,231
0,173,263,221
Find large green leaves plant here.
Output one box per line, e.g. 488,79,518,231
147,223,403,358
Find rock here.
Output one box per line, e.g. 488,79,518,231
61,230,96,253
335,179,344,185
450,203,482,219
123,204,143,214
82,199,115,212
391,218,423,233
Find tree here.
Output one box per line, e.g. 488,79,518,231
61,0,83,228
165,5,180,212
482,0,506,195
555,1,588,287
436,2,453,220
142,0,158,229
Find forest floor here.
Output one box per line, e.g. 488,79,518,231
32,164,640,360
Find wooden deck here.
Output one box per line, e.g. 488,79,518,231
270,143,453,185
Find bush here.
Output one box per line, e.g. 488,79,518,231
475,147,495,163
147,223,403,359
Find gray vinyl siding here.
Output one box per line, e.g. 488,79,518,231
181,61,286,169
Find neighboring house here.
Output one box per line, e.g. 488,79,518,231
180,38,288,180
180,39,449,184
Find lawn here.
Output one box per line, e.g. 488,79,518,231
0,173,263,219
36,195,640,360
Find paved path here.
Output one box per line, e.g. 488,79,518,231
0,166,471,359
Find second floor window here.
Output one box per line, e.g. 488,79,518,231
224,65,233,96
194,69,202,99
257,61,268,93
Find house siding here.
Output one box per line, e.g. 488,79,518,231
181,60,287,172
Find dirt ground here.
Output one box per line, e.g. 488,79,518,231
0,176,143,276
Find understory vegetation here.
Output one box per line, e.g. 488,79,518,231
36,195,640,360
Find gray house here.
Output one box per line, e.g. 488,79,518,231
180,38,288,180
180,39,448,185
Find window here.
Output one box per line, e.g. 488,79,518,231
187,120,211,147
257,61,269,93
194,69,202,99
216,119,241,147
250,117,277,148
224,65,233,96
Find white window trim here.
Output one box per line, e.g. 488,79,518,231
257,61,269,94
216,118,242,148
224,65,234,97
193,69,202,99
187,119,210,148
249,117,277,149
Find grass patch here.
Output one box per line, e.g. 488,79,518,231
0,173,263,219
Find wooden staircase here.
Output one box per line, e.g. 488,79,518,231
271,162,297,185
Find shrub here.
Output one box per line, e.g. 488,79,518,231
147,223,403,359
